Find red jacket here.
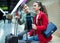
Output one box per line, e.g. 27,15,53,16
29,11,52,43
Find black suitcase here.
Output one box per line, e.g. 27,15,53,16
5,34,18,43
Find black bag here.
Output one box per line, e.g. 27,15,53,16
43,22,57,38
5,34,18,43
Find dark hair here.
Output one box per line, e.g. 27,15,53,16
20,4,25,10
36,1,48,16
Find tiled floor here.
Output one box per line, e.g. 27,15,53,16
0,20,60,43
49,35,60,43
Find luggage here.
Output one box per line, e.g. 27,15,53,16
5,34,18,43
5,16,18,43
43,22,57,38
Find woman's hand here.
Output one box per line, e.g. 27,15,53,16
32,24,37,30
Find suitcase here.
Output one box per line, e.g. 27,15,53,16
5,34,18,43
5,17,18,43
43,22,57,38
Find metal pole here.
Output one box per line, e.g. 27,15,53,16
11,0,24,14
14,18,18,36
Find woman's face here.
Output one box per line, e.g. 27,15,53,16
22,4,29,13
33,2,40,12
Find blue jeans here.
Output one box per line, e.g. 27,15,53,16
23,34,39,41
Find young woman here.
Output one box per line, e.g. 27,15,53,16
28,1,52,43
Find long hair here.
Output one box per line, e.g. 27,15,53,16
36,1,48,16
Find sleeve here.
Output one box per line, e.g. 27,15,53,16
36,13,48,31
18,14,25,25
29,29,35,36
